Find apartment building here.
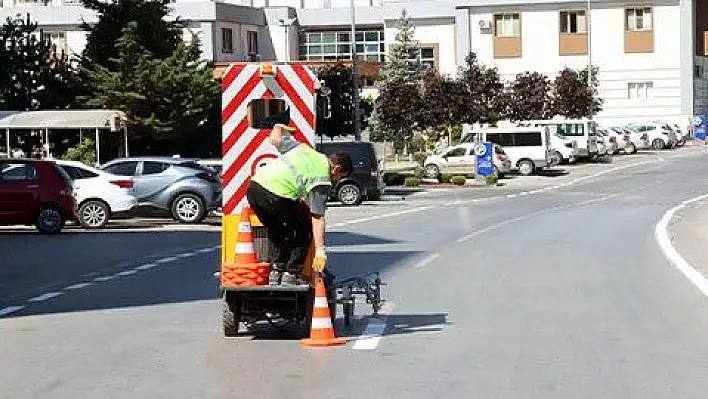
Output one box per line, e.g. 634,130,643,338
0,0,706,124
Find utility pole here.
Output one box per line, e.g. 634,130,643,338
587,0,593,121
350,0,361,141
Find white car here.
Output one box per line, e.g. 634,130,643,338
612,126,647,153
599,127,629,155
626,122,676,150
55,160,138,229
423,143,511,179
548,132,579,165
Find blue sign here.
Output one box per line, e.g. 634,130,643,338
475,142,495,177
694,115,707,140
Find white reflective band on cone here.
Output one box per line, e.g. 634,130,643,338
238,222,252,232
311,317,332,329
235,243,254,253
314,297,328,308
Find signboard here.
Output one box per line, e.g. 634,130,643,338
694,115,706,140
474,142,494,177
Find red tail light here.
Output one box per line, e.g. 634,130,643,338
609,137,616,143
197,172,218,183
110,180,133,189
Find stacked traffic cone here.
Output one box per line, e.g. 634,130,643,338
221,205,270,287
301,277,345,347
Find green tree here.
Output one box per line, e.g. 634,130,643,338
552,66,603,118
379,9,425,83
0,14,78,110
375,78,423,150
506,71,554,121
61,138,97,166
457,53,507,124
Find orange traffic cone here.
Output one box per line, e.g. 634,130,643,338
301,277,346,347
234,205,258,264
221,205,270,287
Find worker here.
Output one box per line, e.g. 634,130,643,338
246,123,353,286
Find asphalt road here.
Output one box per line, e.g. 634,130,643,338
2,146,708,398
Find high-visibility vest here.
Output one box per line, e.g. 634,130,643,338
252,144,331,200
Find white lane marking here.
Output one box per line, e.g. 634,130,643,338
135,263,157,271
94,275,116,282
177,252,196,258
63,282,93,291
506,194,517,198
116,270,137,277
0,306,25,317
353,302,396,350
156,256,178,264
655,192,708,298
414,253,441,269
197,248,213,253
213,271,221,278
27,292,63,302
328,206,432,228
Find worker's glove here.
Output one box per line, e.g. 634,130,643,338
312,247,327,273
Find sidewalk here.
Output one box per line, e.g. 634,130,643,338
667,198,708,279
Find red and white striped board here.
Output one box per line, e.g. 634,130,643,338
221,63,319,216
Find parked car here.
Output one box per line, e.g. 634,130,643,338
626,123,675,150
598,127,629,155
595,132,611,158
548,132,579,165
100,157,221,223
315,141,382,206
612,126,647,153
424,143,511,179
0,159,76,234
55,160,138,229
197,159,223,177
463,127,553,176
518,119,598,160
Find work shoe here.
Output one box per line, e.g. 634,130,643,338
280,272,308,286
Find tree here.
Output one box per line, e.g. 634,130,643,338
61,138,97,165
552,66,603,118
457,53,507,125
379,9,425,83
0,14,78,111
375,78,423,149
506,72,554,121
419,70,467,142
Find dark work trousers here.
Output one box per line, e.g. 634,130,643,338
246,181,312,273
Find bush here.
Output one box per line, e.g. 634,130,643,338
412,151,427,166
404,177,420,187
61,138,97,166
413,165,425,179
441,174,453,184
451,175,466,186
383,172,405,186
486,174,499,185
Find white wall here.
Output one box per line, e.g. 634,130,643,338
65,30,86,57
214,22,263,62
467,1,685,125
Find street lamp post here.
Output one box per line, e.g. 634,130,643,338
350,0,361,141
279,17,297,62
587,0,593,120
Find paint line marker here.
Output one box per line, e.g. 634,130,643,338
94,275,116,282
352,302,396,350
177,252,196,258
28,292,63,303
116,270,137,277
414,253,441,269
135,263,157,271
0,306,25,317
197,248,213,253
506,194,517,198
63,282,93,291
156,256,178,264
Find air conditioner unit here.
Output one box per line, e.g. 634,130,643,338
479,19,492,30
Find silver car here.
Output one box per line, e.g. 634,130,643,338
100,157,221,223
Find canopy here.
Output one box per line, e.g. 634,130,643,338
0,110,127,130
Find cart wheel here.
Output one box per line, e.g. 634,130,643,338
343,301,354,328
222,293,241,337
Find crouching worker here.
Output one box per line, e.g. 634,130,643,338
246,124,353,285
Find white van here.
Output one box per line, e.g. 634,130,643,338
460,127,552,175
518,119,598,159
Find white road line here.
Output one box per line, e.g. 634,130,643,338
328,206,432,229
177,252,196,258
506,194,517,198
135,263,157,271
414,253,441,269
94,275,116,282
27,292,63,302
156,256,178,263
197,248,213,253
116,270,137,277
352,302,396,350
63,282,93,291
0,306,25,317
655,192,708,298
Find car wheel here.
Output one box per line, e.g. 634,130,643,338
337,183,363,206
78,200,110,229
171,193,206,223
652,138,665,150
625,143,636,154
517,160,535,176
425,164,440,180
35,205,65,234
551,151,563,165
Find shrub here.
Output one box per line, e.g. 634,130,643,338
412,151,427,166
441,174,453,184
413,165,425,179
486,174,499,185
61,138,97,166
383,172,405,186
404,177,420,187
451,175,466,186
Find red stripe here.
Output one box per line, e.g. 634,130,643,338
221,63,245,92
276,70,315,128
222,118,249,157
222,130,268,189
291,64,315,94
224,177,251,215
221,69,261,125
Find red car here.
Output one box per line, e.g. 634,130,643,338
0,159,77,234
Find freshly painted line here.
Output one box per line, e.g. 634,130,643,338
177,252,196,258
94,275,116,282
135,263,157,271
0,306,25,317
352,302,396,350
156,256,178,263
414,253,441,269
197,248,213,253
116,270,137,277
506,194,517,198
655,192,708,298
213,271,221,278
27,292,63,302
63,282,92,291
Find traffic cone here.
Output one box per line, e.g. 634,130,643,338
234,205,258,264
221,205,270,287
301,277,345,347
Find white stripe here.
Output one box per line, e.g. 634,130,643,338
310,317,333,329
262,78,315,142
0,306,24,317
177,252,195,258
94,275,116,282
223,145,274,212
314,297,329,308
352,302,396,350
238,222,252,232
117,270,137,277
63,282,92,290
279,65,314,109
414,253,440,269
221,64,259,112
28,292,63,302
135,263,157,270
156,257,178,263
235,243,254,254
197,248,213,253
222,84,267,149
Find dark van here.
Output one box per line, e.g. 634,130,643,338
315,141,382,206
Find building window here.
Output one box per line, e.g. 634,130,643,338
221,28,233,54
628,82,653,100
416,45,437,71
299,29,385,62
494,13,520,37
42,31,67,54
560,10,586,34
247,31,258,56
626,7,652,31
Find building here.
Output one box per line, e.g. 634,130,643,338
0,0,707,125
